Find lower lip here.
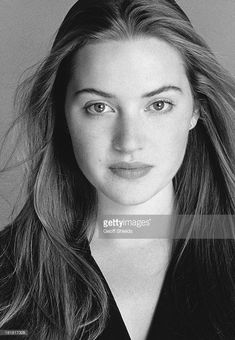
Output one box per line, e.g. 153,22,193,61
109,167,152,179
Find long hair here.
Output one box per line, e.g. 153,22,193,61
0,0,235,339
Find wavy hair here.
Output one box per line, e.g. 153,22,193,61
0,0,235,339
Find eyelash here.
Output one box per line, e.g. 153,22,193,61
145,100,174,114
83,99,174,115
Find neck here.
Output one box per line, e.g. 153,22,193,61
90,182,175,249
97,181,175,216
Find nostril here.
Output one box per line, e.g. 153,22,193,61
112,114,145,152
112,134,143,153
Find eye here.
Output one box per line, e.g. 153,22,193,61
146,100,174,113
84,102,114,115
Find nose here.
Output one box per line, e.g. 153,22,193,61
112,111,145,153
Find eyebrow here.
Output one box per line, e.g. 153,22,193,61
74,85,183,99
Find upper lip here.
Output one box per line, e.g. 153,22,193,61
109,162,153,169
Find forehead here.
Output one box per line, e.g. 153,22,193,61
70,37,190,95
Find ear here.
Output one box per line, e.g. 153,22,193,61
189,105,200,131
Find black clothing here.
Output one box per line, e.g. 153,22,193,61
85,240,188,340
83,239,235,340
0,226,234,339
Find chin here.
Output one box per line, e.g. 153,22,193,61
104,189,158,206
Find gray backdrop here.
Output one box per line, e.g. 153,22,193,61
0,0,235,227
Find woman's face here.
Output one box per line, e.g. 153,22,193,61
65,37,198,205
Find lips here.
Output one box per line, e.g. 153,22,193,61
109,161,152,170
109,162,153,180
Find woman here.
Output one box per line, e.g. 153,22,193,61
0,0,235,339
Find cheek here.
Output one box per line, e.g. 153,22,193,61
172,121,189,146
154,119,190,164
68,124,106,170
169,130,189,163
